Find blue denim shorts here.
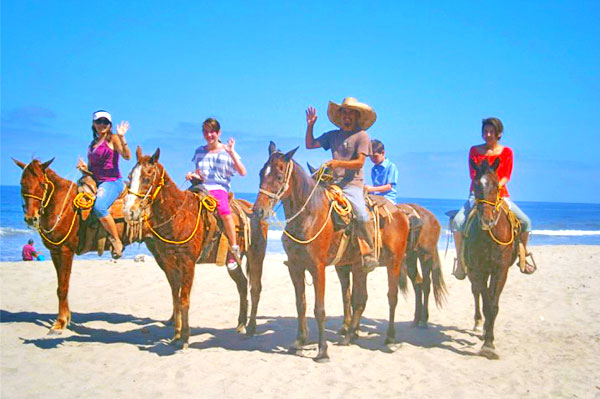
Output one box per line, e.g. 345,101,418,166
93,178,125,218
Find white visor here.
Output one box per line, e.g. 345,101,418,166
93,111,112,123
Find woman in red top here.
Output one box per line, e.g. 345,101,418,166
452,117,533,280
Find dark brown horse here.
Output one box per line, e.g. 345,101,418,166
123,147,267,348
398,204,447,328
13,158,134,334
253,142,409,362
465,158,521,359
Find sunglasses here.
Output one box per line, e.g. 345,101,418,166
94,118,111,126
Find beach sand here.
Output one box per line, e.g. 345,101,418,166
1,245,599,398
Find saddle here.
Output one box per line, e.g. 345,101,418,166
397,203,423,250
194,191,253,266
75,175,129,256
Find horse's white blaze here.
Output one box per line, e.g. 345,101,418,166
124,165,142,210
264,165,271,178
480,175,489,190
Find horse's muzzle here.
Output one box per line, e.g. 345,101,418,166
24,215,39,229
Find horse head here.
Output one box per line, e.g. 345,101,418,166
13,158,55,228
123,146,163,223
253,141,298,220
470,157,501,230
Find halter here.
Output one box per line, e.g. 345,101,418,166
128,166,166,207
259,156,294,204
472,193,519,245
22,173,55,210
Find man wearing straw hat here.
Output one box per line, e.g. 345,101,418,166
305,97,379,272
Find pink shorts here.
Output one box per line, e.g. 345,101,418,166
209,189,231,217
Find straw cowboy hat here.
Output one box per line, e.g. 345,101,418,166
327,97,377,130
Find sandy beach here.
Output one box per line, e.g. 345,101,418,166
1,245,599,398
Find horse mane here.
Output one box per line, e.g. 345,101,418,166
290,159,326,213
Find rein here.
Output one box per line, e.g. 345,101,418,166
472,195,520,246
128,164,217,245
22,174,55,209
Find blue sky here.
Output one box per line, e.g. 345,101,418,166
2,1,599,202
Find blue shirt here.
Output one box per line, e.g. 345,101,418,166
371,158,398,203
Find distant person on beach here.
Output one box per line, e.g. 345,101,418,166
365,139,398,204
77,110,131,259
185,118,247,271
305,97,379,272
22,239,40,261
451,117,534,280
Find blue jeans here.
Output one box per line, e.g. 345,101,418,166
452,193,531,232
342,184,370,222
93,178,125,218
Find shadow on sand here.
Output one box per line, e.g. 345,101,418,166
1,309,478,357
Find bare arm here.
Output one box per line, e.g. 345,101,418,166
225,138,247,176
305,106,321,149
326,153,367,171
365,183,393,193
113,121,131,160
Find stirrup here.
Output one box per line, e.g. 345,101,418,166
108,237,123,259
518,243,537,274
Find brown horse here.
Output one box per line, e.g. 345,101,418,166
305,163,446,330
253,142,409,362
398,204,447,328
465,158,521,359
123,147,267,349
13,158,133,334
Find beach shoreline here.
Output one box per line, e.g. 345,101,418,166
2,245,599,398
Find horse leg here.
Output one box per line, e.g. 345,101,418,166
146,240,176,325
227,264,248,334
385,257,401,345
405,251,422,327
335,265,352,336
479,269,509,359
246,218,266,336
343,265,368,345
310,265,329,362
471,274,484,333
420,253,433,329
177,259,196,350
49,248,74,334
287,264,308,352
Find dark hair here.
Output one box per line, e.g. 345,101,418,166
203,118,221,133
371,139,385,154
28,239,34,244
481,117,504,139
90,109,113,148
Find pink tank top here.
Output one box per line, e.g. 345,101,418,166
88,140,121,182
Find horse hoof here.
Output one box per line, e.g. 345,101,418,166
289,339,306,354
47,328,63,336
410,320,419,328
313,355,330,363
236,324,247,335
479,346,499,360
418,321,429,329
473,324,484,333
384,336,396,346
338,327,348,336
385,342,402,352
339,335,351,346
181,342,189,351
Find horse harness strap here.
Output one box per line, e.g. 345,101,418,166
465,198,521,246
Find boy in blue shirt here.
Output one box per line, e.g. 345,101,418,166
365,139,398,203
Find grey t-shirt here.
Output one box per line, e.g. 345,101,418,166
316,129,371,187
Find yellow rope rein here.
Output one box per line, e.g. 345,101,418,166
38,192,94,246
470,196,521,246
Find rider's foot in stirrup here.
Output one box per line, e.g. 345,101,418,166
109,237,123,260
227,245,240,271
362,254,378,273
452,258,467,280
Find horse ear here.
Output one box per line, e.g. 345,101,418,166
283,146,299,162
490,157,500,172
268,141,277,155
307,162,317,175
41,158,55,170
150,148,160,164
136,146,143,162
12,158,26,170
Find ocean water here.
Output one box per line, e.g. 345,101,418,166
1,185,599,262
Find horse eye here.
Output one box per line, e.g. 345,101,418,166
277,174,284,182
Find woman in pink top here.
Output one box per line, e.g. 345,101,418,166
77,110,131,258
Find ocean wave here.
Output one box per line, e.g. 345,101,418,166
0,227,34,237
532,229,600,236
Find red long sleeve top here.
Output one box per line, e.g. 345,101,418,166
468,145,513,198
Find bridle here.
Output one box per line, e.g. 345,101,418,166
475,192,503,229
21,172,55,213
258,155,294,213
127,165,166,210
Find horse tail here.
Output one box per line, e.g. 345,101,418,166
398,258,409,298
431,246,448,308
